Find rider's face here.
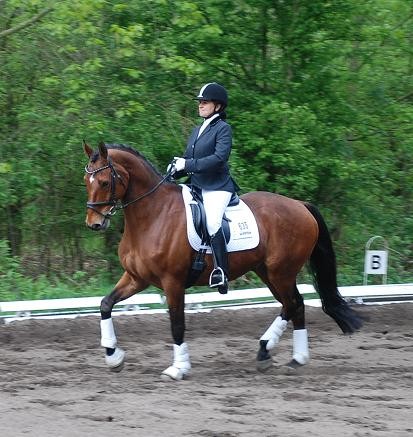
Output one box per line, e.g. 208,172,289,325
198,100,220,118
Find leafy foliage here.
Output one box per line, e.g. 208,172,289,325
0,0,412,299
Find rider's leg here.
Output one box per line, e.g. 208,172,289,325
202,189,232,294
210,229,229,292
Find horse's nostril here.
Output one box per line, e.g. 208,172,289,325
90,223,102,231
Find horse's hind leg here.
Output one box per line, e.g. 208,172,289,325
257,313,287,371
100,272,148,371
255,268,309,371
254,267,287,371
283,284,310,369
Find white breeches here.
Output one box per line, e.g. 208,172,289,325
202,189,232,236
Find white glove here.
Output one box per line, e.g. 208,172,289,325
173,157,186,172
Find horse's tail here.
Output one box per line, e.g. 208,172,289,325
305,203,363,334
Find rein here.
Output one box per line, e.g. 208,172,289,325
85,157,173,219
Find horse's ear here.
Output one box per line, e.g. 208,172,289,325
83,140,93,158
98,141,108,160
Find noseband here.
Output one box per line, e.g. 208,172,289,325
85,158,172,219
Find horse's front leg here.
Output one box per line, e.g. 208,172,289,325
161,285,191,381
100,272,148,372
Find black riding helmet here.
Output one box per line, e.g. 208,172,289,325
195,82,228,109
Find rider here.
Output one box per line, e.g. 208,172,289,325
171,82,238,294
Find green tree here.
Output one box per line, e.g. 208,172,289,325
0,0,411,297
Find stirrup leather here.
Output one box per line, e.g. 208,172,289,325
209,267,226,287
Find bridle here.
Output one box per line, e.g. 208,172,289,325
85,157,173,219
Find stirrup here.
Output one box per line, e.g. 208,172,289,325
218,280,228,295
209,267,226,287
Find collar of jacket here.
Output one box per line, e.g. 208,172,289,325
208,114,223,126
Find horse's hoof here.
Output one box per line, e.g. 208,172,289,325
287,359,305,369
105,347,125,372
160,372,181,382
256,358,273,372
160,366,189,381
109,361,124,373
282,359,305,375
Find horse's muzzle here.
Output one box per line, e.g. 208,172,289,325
87,218,110,231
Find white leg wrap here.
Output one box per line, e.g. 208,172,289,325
100,318,117,349
260,316,288,351
161,343,191,381
292,329,310,365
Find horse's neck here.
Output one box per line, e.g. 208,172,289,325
113,151,182,228
125,156,160,190
123,182,180,225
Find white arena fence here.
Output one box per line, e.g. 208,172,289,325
1,283,412,323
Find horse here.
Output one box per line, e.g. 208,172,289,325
83,141,363,381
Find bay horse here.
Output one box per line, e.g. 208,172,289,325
83,141,363,380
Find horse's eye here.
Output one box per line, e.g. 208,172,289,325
100,180,110,189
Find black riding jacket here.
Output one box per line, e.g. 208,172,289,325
183,116,236,192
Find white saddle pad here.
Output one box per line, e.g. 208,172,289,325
180,184,260,253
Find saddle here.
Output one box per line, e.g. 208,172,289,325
189,187,239,244
185,187,239,288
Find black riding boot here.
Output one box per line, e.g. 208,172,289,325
209,229,229,294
